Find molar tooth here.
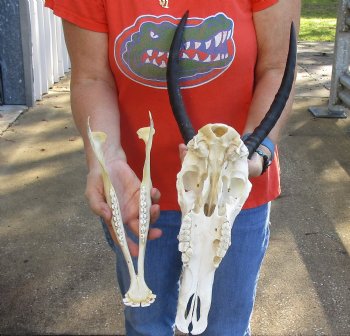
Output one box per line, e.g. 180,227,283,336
222,222,230,230
221,236,230,244
222,228,230,236
183,215,191,223
182,253,190,263
220,241,230,250
182,220,191,229
181,229,191,236
185,247,193,257
216,249,226,258
179,233,190,242
179,242,190,252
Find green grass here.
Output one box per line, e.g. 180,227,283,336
300,0,338,41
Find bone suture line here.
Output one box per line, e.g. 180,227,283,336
87,113,156,307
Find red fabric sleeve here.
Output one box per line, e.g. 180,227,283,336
251,0,278,12
45,0,108,33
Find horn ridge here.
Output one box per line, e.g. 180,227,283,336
244,22,297,159
166,10,196,145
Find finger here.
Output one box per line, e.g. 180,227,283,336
150,203,160,224
128,217,140,237
86,191,112,222
151,187,161,204
148,227,163,240
126,237,139,257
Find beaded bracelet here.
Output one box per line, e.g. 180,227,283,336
241,133,275,161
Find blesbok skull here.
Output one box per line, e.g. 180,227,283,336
175,124,252,333
166,11,297,334
87,112,156,307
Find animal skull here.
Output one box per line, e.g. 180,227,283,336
166,12,296,333
87,112,156,307
175,124,252,334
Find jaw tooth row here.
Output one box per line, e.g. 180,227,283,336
178,214,193,265
215,221,231,263
110,188,126,247
139,185,149,243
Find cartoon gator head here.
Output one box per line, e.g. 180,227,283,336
114,13,235,89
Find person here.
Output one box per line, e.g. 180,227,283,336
46,1,300,335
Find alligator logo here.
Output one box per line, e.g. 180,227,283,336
114,13,235,89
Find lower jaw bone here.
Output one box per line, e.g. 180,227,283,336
87,113,156,307
175,124,252,334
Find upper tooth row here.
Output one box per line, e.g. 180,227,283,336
146,30,231,58
184,30,232,50
178,215,193,265
216,221,232,260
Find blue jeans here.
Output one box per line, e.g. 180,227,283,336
101,203,270,336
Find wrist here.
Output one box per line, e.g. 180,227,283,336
86,143,126,172
255,147,272,174
242,133,275,161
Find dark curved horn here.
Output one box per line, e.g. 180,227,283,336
166,10,196,145
244,22,297,159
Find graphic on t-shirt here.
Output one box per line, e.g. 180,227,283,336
114,13,235,89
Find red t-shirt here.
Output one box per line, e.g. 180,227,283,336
46,0,280,210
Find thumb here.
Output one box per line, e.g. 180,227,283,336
178,143,188,163
86,190,112,222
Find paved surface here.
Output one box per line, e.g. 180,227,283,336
0,42,349,335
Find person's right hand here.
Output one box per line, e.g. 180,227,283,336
85,159,162,256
